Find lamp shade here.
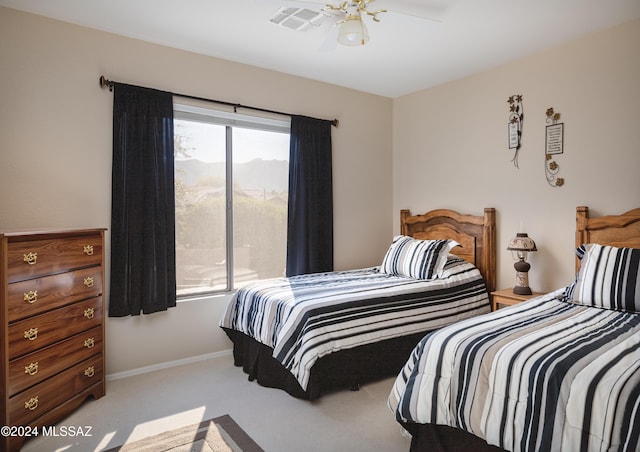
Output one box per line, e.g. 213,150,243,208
507,233,537,252
337,15,369,46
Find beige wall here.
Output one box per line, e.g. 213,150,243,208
0,7,392,375
392,19,640,294
2,6,638,376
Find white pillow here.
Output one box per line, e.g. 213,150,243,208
380,235,459,280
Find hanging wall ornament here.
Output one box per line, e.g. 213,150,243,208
507,95,524,168
544,107,565,187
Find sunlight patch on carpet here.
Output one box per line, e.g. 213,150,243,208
104,414,264,451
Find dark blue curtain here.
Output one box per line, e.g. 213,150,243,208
109,83,177,316
286,115,334,276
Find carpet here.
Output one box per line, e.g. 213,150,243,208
104,414,264,452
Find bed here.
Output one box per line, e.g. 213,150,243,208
388,205,640,451
219,207,497,400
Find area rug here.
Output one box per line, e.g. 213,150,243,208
104,414,264,451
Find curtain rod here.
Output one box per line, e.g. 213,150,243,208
99,75,338,127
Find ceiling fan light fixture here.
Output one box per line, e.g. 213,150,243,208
337,14,369,46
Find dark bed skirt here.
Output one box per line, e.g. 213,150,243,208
402,423,506,452
221,327,429,400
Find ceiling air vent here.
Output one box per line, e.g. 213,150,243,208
269,7,327,31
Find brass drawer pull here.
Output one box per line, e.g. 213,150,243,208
24,362,39,376
84,366,95,378
23,327,38,341
84,276,95,288
25,396,39,411
23,290,38,304
84,244,94,255
84,307,95,319
84,337,95,349
23,252,38,265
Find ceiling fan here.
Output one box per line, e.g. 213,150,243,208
268,0,446,47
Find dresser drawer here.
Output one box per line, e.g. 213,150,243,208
7,235,103,283
7,267,102,322
8,297,102,360
8,326,103,397
8,354,103,427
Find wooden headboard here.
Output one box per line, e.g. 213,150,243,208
575,206,640,272
400,208,496,293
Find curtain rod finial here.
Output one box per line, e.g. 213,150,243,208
99,75,113,92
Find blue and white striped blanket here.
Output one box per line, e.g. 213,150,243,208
220,257,489,390
389,290,640,451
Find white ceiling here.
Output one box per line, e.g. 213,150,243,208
2,0,640,98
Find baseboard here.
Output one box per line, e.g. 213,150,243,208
106,349,233,381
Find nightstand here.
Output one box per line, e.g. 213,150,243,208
491,288,544,311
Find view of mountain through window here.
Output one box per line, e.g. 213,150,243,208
174,108,290,297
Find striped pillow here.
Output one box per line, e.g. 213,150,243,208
564,245,588,300
380,235,459,280
571,244,640,312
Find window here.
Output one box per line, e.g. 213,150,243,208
174,104,290,297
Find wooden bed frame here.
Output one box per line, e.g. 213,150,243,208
401,208,496,293
224,207,496,400
575,205,640,271
406,205,640,452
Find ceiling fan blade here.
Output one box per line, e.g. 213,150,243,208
365,0,448,22
319,23,339,51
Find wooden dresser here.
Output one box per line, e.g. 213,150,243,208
0,229,106,451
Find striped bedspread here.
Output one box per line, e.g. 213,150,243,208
220,257,489,390
388,290,640,451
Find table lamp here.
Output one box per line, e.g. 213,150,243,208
507,232,537,295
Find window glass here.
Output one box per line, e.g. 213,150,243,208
232,127,289,288
174,105,289,296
